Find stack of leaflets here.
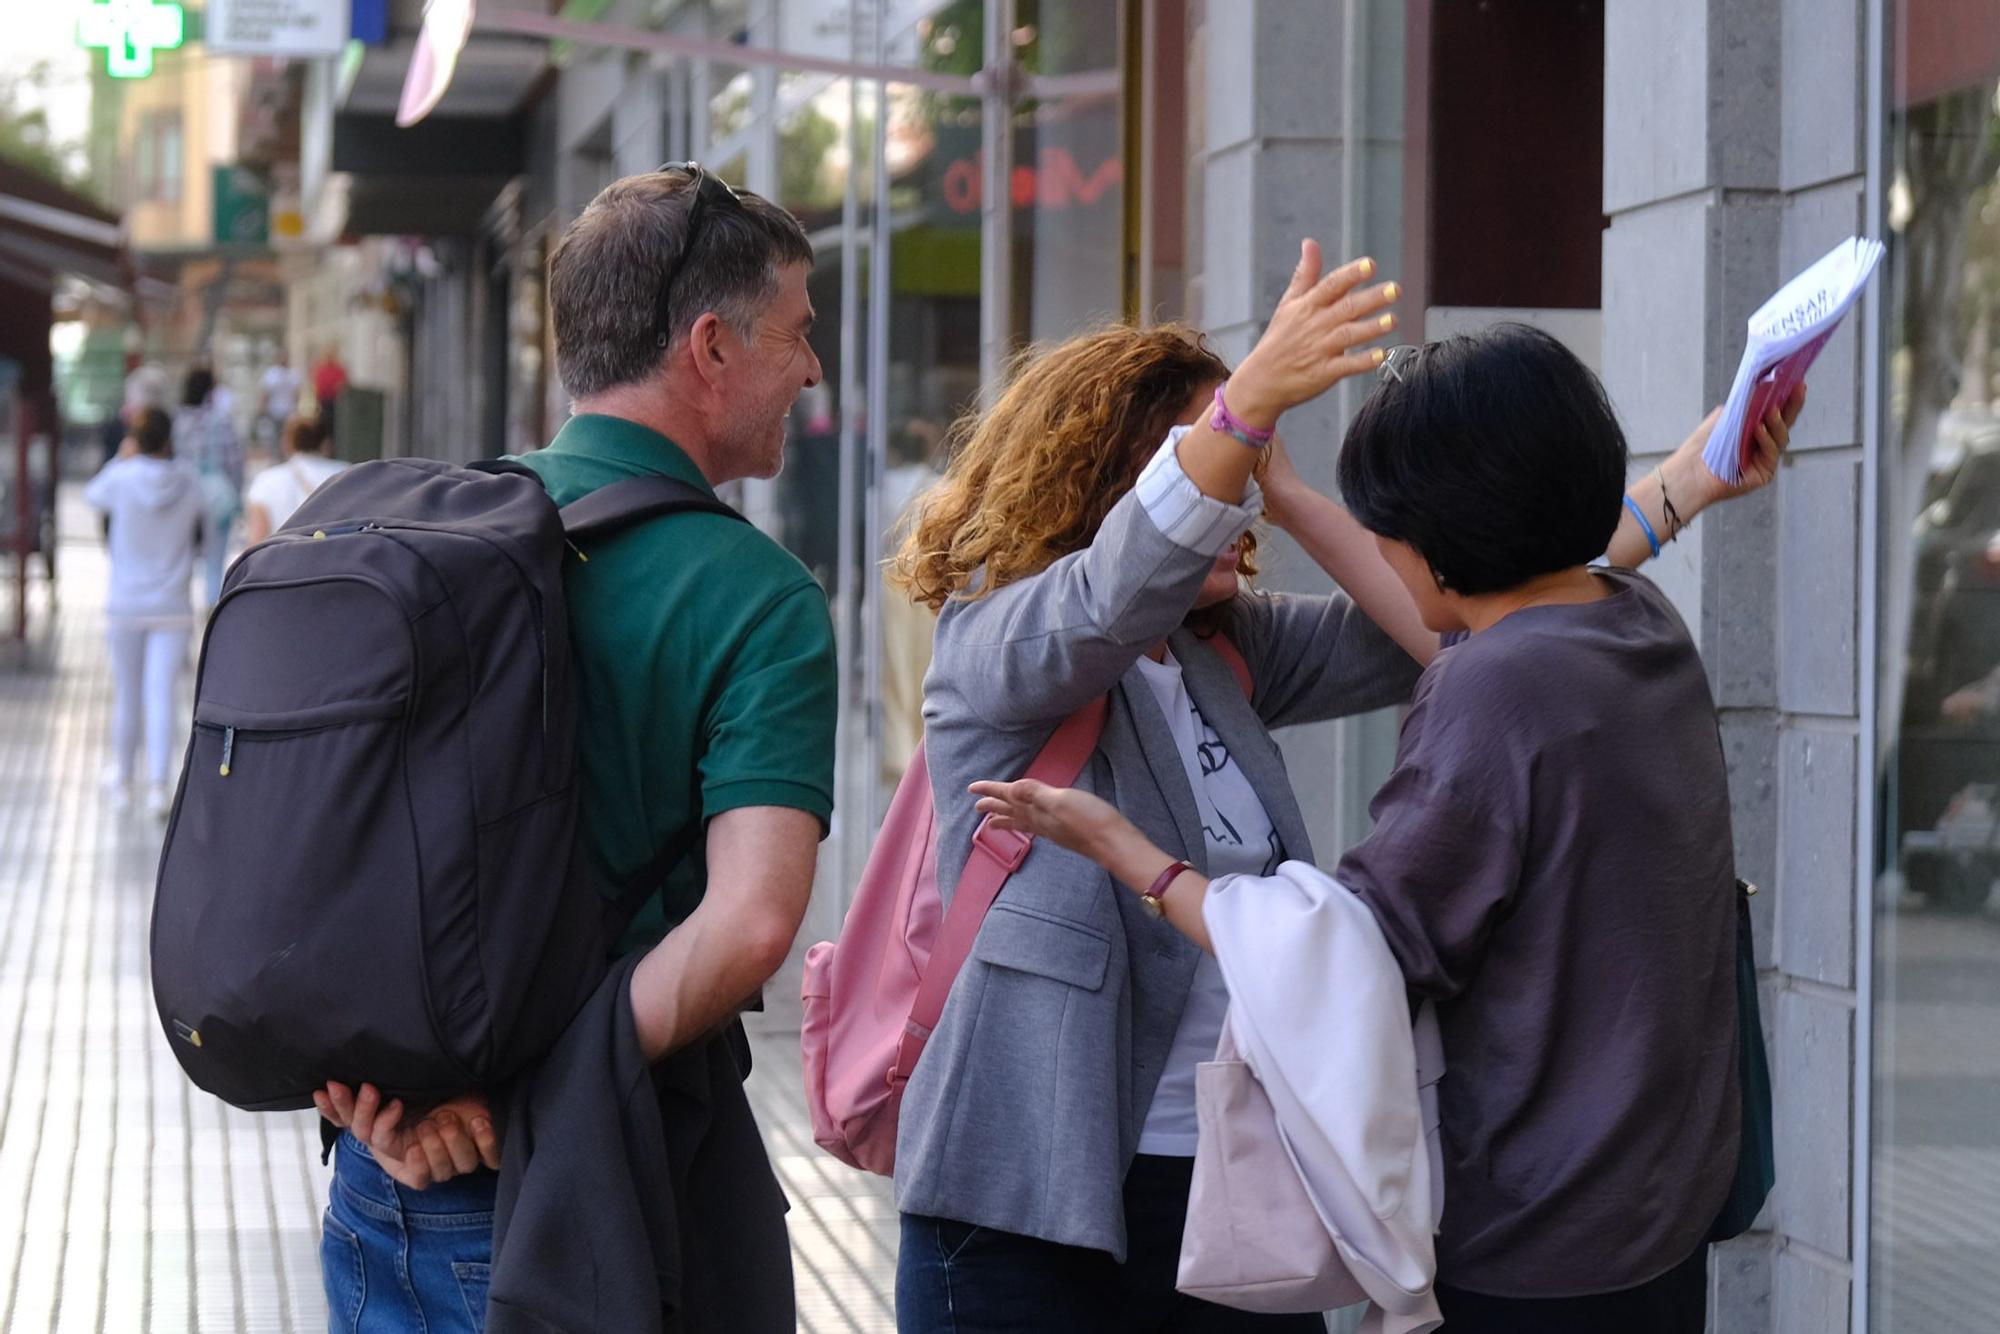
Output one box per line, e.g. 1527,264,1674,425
1703,236,1885,486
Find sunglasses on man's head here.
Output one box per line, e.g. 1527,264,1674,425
652,161,748,349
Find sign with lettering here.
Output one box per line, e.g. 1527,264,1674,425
205,0,348,57
75,0,186,80
213,166,270,246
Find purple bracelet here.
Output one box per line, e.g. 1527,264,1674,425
1211,381,1275,448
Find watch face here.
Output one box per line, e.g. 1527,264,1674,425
1141,893,1165,918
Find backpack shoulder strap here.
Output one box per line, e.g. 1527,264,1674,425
499,469,746,937
558,475,747,543
892,695,1110,1084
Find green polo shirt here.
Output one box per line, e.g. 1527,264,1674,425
515,415,837,952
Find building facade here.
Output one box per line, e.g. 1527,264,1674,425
287,3,1997,1328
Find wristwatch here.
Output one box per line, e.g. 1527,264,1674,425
1140,859,1193,918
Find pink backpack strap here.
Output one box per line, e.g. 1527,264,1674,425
891,695,1108,1085
888,634,1253,1087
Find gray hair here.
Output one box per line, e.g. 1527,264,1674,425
549,168,814,399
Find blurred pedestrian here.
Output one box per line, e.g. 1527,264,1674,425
121,359,168,424
175,365,243,606
84,407,206,818
243,415,347,545
258,348,301,454
311,345,349,437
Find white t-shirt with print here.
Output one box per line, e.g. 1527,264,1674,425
1132,648,1281,1157
246,454,349,535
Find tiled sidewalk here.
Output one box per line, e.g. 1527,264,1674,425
0,499,893,1332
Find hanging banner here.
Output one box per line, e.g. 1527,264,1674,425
205,0,349,58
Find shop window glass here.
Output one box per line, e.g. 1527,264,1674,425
1875,4,2000,1329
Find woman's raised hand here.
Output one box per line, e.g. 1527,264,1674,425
1226,240,1401,430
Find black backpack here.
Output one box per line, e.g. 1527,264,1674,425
150,456,742,1111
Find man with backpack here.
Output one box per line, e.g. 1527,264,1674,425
310,165,835,1331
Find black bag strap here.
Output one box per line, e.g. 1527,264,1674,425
560,478,739,935
464,464,741,937
558,475,747,543
466,459,748,543
561,477,739,936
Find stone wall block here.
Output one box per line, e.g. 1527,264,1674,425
1704,486,1780,709
1777,457,1861,716
1603,0,1711,211
1603,195,1712,448
1206,0,1345,152
1722,713,1781,958
1780,0,1865,191
1711,1234,1775,1334
1712,0,1784,188
1773,990,1854,1258
1774,1248,1852,1334
1778,728,1858,987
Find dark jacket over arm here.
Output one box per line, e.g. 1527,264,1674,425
488,951,792,1334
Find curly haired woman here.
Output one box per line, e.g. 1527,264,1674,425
888,241,1793,1333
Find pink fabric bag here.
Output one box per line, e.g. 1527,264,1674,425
798,702,1105,1175
800,635,1251,1176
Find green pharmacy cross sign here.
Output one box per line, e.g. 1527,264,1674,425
77,0,186,80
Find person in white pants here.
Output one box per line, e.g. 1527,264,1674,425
84,407,208,817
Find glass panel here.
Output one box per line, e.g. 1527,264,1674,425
875,81,980,815
1011,0,1125,341
1874,5,2000,1329
680,0,984,898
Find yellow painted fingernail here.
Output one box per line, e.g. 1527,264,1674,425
1384,282,1400,301
1379,314,1396,330
1372,349,1387,365
1359,257,1375,277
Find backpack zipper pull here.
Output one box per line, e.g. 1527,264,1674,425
219,727,236,777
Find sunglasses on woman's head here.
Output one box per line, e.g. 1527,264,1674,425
1377,344,1422,385
652,161,748,349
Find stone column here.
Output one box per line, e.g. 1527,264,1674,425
1601,2,1868,1329
1194,0,1406,854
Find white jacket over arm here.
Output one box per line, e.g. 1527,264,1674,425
1204,862,1445,1333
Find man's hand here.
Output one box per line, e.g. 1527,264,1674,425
315,1082,500,1191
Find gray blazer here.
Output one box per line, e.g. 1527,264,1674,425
892,485,1421,1259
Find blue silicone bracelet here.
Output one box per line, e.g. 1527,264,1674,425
1623,495,1662,559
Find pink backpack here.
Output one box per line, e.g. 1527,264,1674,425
800,635,1251,1176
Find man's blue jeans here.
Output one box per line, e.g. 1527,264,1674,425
322,1131,497,1333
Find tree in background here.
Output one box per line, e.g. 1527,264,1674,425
0,62,92,196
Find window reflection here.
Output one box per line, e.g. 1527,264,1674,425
1877,22,2000,1330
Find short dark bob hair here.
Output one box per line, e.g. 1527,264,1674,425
1336,323,1629,596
